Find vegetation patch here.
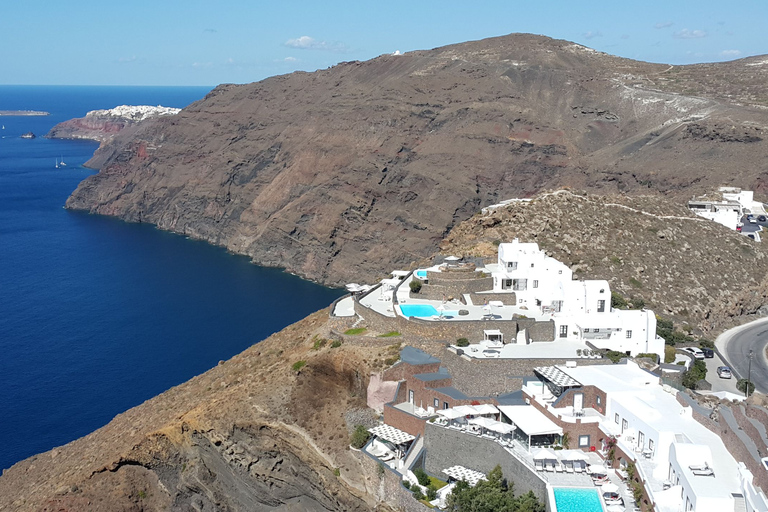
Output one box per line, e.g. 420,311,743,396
629,277,643,289
456,337,470,347
330,340,342,348
409,279,423,293
378,331,401,337
664,345,677,363
344,328,367,335
682,359,707,389
350,424,371,449
291,360,307,372
311,336,328,350
737,379,755,396
446,466,544,512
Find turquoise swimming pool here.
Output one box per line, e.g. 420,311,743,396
399,304,457,317
415,270,428,279
553,488,602,512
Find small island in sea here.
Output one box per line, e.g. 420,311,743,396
0,110,50,116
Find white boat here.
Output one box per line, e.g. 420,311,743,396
55,158,59,169
59,156,67,167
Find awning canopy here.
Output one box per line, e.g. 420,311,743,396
473,403,499,415
559,449,589,462
443,465,486,487
498,405,563,436
534,366,582,388
368,424,415,445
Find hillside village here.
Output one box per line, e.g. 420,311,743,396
332,238,768,512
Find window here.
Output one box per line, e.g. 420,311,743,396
599,288,605,293
531,263,534,268
513,279,527,291
533,280,538,288
507,261,518,270
504,279,512,289
597,300,605,312
596,395,602,405
584,328,590,333
559,325,568,338
444,402,449,410
626,330,633,339
638,431,645,448
579,435,590,448
594,328,599,333
622,419,628,432
558,270,563,274
615,413,620,424
649,439,654,451
434,398,439,408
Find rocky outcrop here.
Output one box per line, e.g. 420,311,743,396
46,105,180,144
64,34,768,287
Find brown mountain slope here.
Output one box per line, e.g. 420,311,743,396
66,34,768,286
439,190,768,333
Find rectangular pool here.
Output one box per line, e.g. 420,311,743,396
415,270,428,279
399,304,457,318
553,488,602,512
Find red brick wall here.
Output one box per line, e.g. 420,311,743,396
384,403,428,436
553,386,607,414
525,389,607,453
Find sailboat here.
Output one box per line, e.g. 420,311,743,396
55,158,59,169
59,156,67,167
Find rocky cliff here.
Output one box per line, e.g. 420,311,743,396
46,105,180,146
64,34,768,287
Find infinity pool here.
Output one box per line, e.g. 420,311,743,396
553,488,602,512
399,304,457,317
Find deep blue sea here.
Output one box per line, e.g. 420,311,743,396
0,86,344,471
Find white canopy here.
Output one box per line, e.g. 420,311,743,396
469,417,497,429
381,278,401,290
473,403,499,415
368,424,415,445
444,256,460,261
498,405,563,436
487,421,516,434
392,270,410,277
345,283,362,292
453,405,479,416
436,408,466,420
559,449,589,462
601,482,619,493
442,465,486,487
531,447,559,461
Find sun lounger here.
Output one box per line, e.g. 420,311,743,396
688,464,709,472
691,468,715,476
546,462,556,472
535,461,544,472
574,465,584,473
555,464,564,473
566,465,574,473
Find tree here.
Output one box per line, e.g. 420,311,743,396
409,279,422,293
445,465,544,512
349,425,370,449
737,379,755,396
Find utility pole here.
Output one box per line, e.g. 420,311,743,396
747,350,754,399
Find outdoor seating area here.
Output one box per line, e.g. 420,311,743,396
442,465,487,487
366,424,415,467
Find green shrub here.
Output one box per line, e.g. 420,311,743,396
630,296,646,310
333,468,341,477
411,487,424,501
331,340,342,348
664,345,677,363
426,485,437,501
383,356,399,366
737,379,755,395
291,360,307,372
344,328,366,335
699,339,714,349
413,467,431,487
456,338,470,347
312,337,328,350
403,481,411,490
378,331,401,337
682,359,708,389
635,353,658,362
611,292,628,309
350,425,371,449
409,279,422,293
604,350,626,364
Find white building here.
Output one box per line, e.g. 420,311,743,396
524,361,768,512
688,187,764,231
491,239,664,359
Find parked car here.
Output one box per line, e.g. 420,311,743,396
682,347,705,360
717,366,732,379
701,348,714,358
759,215,767,222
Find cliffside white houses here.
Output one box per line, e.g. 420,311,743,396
688,187,764,231
490,240,664,358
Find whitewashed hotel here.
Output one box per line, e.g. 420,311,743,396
490,239,664,359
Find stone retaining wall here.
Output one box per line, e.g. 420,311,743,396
468,292,517,305
354,444,430,512
423,423,547,501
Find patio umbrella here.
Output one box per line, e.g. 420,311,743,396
531,447,558,461
453,405,479,417
473,403,499,416
436,408,465,420
601,482,619,494
560,450,589,462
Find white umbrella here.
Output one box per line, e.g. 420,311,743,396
436,408,465,420
601,482,619,493
531,447,558,461
560,449,589,461
473,403,499,415
453,405,479,417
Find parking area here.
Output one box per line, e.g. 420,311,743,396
705,351,741,394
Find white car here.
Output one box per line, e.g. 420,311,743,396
682,347,705,360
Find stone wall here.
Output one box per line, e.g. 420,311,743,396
422,423,547,501
353,299,555,343
384,360,441,383
354,444,431,512
468,292,517,305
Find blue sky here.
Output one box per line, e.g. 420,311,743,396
1,0,766,86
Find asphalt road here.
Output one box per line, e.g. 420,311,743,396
719,317,768,394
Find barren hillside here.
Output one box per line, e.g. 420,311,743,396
65,34,768,287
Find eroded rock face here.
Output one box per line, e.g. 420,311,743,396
64,34,768,287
